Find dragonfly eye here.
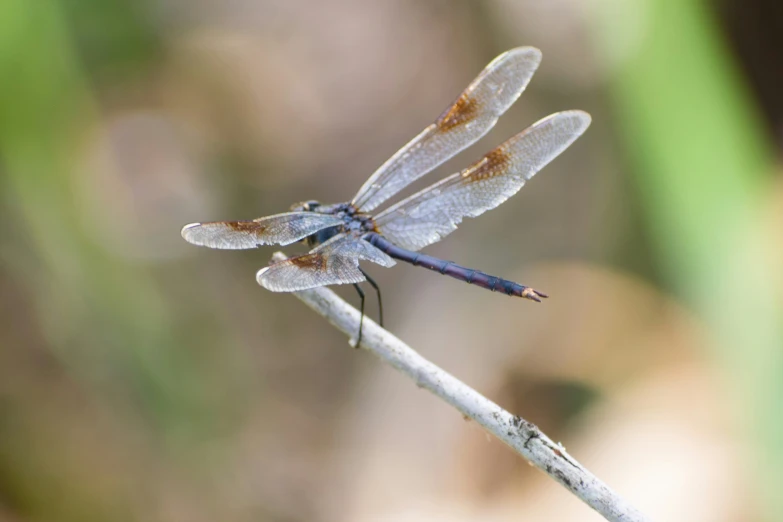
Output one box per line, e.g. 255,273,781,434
290,200,321,212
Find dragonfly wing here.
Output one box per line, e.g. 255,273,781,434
373,111,591,251
181,212,343,249
351,47,542,212
256,233,395,292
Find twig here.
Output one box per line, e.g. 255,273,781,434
271,252,651,522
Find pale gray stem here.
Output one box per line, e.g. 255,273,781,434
270,252,651,522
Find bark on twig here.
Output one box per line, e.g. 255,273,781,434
271,252,651,522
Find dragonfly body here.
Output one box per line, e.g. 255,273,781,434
290,201,373,246
363,232,545,301
288,200,544,302
181,47,591,344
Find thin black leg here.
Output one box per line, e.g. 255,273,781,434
352,283,365,348
358,267,383,327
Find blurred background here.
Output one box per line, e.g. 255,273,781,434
1,0,782,520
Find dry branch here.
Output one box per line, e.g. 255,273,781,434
271,252,651,522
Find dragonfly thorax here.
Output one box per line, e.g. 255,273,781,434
300,201,378,247
307,225,342,246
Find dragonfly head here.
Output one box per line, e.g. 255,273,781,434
290,200,322,212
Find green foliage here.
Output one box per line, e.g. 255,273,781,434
598,0,783,516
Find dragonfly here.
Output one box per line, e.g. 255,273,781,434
181,47,591,345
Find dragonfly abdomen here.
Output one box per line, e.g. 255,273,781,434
364,232,546,302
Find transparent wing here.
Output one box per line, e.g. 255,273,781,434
181,212,343,250
256,233,396,292
351,47,542,212
374,111,591,251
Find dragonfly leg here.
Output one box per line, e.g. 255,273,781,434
358,267,383,327
352,283,365,348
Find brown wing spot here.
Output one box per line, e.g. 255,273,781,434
463,147,511,182
437,92,480,132
227,221,267,233
289,253,327,272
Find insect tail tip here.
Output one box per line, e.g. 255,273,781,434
520,287,548,302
